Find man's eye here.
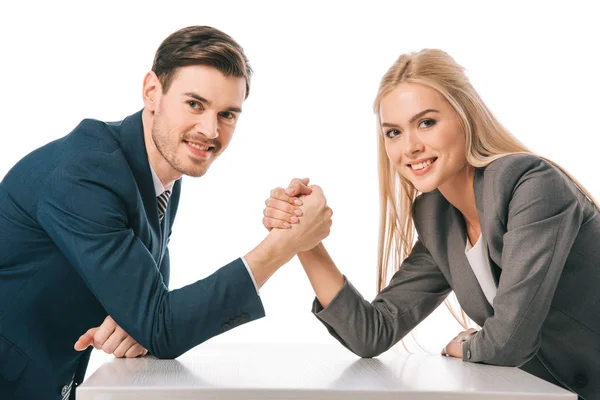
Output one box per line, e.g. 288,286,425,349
188,100,202,110
219,111,234,120
419,119,436,128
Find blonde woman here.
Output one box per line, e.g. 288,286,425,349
262,50,599,400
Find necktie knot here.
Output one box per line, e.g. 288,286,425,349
157,190,171,222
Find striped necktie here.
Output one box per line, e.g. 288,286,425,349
157,190,171,222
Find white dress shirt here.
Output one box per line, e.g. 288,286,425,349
148,163,259,294
465,234,497,306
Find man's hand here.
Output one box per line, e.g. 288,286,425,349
441,328,478,358
263,178,312,230
74,316,147,358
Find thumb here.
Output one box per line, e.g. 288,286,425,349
74,328,97,351
285,178,312,197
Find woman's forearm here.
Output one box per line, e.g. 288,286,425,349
297,242,344,308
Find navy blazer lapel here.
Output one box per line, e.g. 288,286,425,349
117,110,161,231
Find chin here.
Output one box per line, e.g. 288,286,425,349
184,167,209,178
410,179,440,194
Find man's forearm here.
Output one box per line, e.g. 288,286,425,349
244,233,297,288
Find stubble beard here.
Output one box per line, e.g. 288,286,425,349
151,115,211,178
152,110,216,178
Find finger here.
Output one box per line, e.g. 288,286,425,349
92,316,118,349
264,207,300,224
124,343,148,358
263,216,291,230
265,198,302,216
458,328,477,339
74,328,97,351
101,327,129,354
113,335,138,358
285,178,312,197
270,187,304,206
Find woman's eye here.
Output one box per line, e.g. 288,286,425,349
385,129,401,138
419,119,436,129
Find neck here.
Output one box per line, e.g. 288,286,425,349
142,108,180,188
438,165,479,229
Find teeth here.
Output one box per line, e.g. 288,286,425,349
188,142,210,151
411,159,434,170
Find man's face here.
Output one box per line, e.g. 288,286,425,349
149,65,246,179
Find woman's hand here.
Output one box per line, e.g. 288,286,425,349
262,178,312,230
441,328,478,358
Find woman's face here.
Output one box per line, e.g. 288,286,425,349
380,82,468,193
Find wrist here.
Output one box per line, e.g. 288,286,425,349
298,242,324,259
244,232,296,288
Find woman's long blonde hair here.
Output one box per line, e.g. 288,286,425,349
375,49,597,326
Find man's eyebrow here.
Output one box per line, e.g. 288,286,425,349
184,92,211,106
184,92,242,113
225,106,242,113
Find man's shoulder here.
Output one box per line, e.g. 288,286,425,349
66,116,124,154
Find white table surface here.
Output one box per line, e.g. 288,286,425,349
77,343,576,399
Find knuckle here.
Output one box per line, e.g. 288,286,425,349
93,332,104,345
264,198,271,207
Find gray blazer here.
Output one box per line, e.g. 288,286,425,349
313,154,599,400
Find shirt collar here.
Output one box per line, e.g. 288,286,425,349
149,161,174,197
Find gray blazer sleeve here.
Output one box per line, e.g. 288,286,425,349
462,157,584,366
312,239,452,357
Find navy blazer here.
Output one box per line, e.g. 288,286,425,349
0,111,265,399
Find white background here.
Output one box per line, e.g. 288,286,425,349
1,0,599,378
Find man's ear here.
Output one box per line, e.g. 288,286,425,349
142,71,162,113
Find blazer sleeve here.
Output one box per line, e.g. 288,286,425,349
312,238,452,358
35,152,265,359
462,157,584,366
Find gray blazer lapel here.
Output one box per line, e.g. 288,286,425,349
445,204,494,326
474,168,503,285
415,189,494,326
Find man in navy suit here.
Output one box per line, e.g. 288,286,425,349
0,26,333,399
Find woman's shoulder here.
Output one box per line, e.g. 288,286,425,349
482,153,546,174
480,153,570,195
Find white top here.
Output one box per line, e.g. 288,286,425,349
465,234,497,306
148,162,259,293
78,343,576,399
